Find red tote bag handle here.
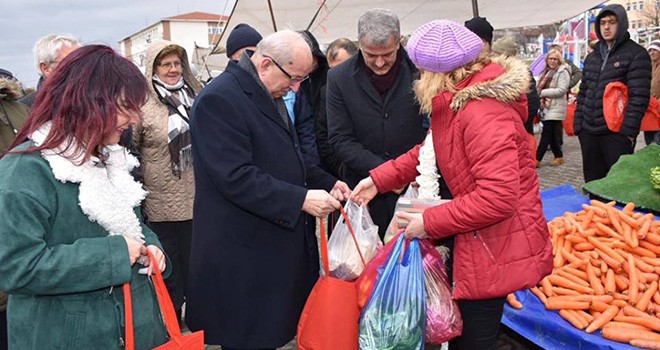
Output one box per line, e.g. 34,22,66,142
320,205,367,276
123,250,183,350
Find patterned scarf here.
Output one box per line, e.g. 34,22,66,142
537,68,556,113
152,75,195,177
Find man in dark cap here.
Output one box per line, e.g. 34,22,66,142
225,23,263,61
465,16,494,52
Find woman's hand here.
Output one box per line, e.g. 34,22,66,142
124,236,147,265
396,211,428,240
351,177,378,206
140,245,167,275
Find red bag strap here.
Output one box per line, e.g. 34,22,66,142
123,283,134,350
123,251,182,350
339,206,367,268
319,217,330,275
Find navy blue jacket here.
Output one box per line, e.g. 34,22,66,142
186,61,333,348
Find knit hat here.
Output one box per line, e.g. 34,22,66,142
226,23,262,58
649,39,660,52
406,20,483,73
465,17,494,44
492,37,518,57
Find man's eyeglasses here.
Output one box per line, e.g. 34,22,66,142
158,61,182,69
263,55,308,84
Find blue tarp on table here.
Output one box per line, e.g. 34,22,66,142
500,184,638,350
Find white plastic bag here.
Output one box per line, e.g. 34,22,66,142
327,201,381,281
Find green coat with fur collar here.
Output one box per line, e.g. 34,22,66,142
0,143,169,349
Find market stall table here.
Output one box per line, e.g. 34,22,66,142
501,185,639,350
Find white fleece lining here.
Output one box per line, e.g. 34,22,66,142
30,122,147,242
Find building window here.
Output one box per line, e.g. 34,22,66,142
633,3,637,10
208,26,223,34
639,1,644,10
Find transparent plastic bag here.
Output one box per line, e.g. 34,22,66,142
359,235,426,350
385,185,418,243
328,201,381,281
420,241,463,344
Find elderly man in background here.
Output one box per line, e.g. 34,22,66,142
326,8,426,239
19,34,80,108
186,30,348,350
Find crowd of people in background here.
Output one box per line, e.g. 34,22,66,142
0,3,657,350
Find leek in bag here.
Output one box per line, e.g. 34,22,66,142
359,235,426,350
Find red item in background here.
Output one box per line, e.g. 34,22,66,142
297,210,362,350
603,82,660,132
123,251,204,350
564,102,576,136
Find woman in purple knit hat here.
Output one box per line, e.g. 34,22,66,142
352,19,553,350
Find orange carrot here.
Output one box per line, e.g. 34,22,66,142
562,266,588,280
647,232,660,245
586,305,619,333
623,245,657,259
588,236,626,263
602,327,660,342
595,222,625,241
637,281,659,312
629,254,640,306
545,299,591,310
614,274,630,290
605,269,616,295
623,202,636,214
548,275,595,294
541,277,555,297
530,287,547,305
557,269,590,288
630,339,660,350
586,263,605,295
506,293,522,309
640,241,660,256
576,309,595,323
553,287,582,296
573,242,596,251
559,309,586,329
620,210,641,229
596,248,623,273
603,321,653,331
613,315,660,332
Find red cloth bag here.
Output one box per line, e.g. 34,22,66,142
124,250,204,350
563,102,576,136
297,208,363,350
603,82,660,132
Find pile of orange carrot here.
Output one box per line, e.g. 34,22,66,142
512,200,660,349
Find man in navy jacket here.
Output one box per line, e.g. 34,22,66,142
186,30,349,349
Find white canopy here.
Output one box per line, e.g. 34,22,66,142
202,0,605,72
221,0,606,44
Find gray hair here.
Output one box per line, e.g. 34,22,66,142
33,34,80,73
255,29,310,66
357,9,400,45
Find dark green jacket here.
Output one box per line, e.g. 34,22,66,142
0,144,169,349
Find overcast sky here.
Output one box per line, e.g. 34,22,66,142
2,0,233,88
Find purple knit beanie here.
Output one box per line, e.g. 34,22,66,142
406,20,484,73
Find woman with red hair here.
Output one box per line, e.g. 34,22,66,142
0,45,171,349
